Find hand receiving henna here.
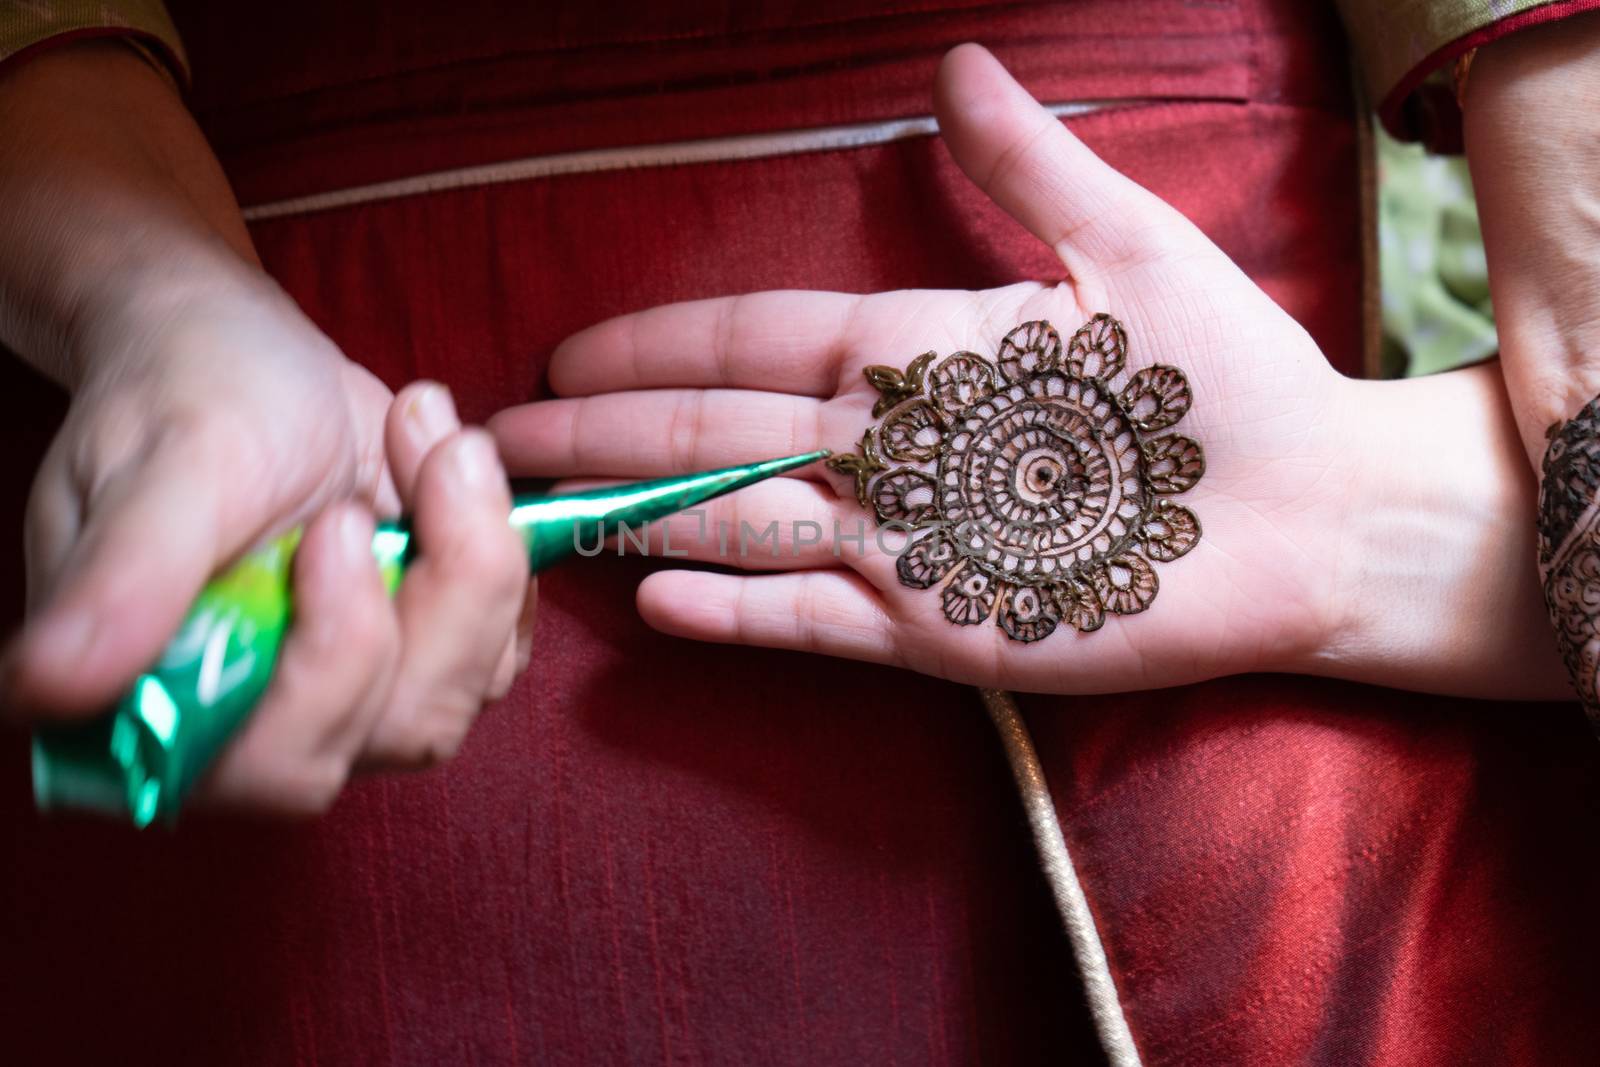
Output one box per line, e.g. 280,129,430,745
493,44,1565,699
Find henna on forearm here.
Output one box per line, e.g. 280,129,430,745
1538,394,1600,728
1456,13,1600,719
827,314,1203,643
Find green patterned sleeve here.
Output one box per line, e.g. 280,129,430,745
0,1,187,85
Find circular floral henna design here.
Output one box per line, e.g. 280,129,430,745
827,314,1204,643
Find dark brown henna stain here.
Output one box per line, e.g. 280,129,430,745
826,429,884,508
827,314,1204,643
864,352,936,417
1538,396,1600,729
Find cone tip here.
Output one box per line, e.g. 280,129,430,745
751,448,830,474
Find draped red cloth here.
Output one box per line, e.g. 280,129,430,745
2,2,1596,1063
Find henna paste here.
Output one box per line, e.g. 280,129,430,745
827,314,1204,643
1538,394,1600,729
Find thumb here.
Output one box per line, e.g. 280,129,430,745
933,43,1214,280
4,429,243,718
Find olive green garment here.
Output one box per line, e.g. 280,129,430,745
0,0,186,80
1377,125,1497,378
1336,0,1558,117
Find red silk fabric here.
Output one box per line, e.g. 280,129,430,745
2,3,1596,1064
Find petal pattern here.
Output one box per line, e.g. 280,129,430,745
997,321,1062,383
1140,499,1201,561
1055,578,1106,633
941,561,1000,626
880,400,944,462
1119,365,1192,431
1065,313,1127,381
870,467,938,525
896,530,960,589
999,584,1059,642
1142,434,1205,494
1092,552,1159,615
930,352,996,415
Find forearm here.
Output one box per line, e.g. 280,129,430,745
1464,12,1600,719
1466,13,1600,464
1319,364,1568,700
0,39,255,387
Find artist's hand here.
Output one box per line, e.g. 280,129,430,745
492,45,1563,699
0,42,534,813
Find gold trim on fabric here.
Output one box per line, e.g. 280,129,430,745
979,688,1143,1067
236,99,1202,221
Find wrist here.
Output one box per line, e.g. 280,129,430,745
1465,10,1600,463
1311,366,1568,699
0,40,257,388
64,242,285,391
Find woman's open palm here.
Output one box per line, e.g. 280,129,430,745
492,45,1365,694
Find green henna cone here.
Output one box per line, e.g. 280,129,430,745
31,450,827,826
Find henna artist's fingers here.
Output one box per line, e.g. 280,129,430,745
478,578,539,703
517,577,538,667
933,44,1215,275
486,633,519,702
339,360,405,518
549,290,869,397
385,382,534,716
362,431,527,767
512,575,539,675
20,447,77,613
489,389,846,481
385,381,460,502
199,504,400,816
3,426,239,716
637,569,899,663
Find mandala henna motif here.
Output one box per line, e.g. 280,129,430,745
826,314,1205,642
1538,394,1600,732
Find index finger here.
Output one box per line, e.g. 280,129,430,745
550,289,866,397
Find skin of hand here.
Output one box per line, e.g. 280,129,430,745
1465,12,1600,465
491,43,1567,700
0,42,535,815
1465,13,1600,719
